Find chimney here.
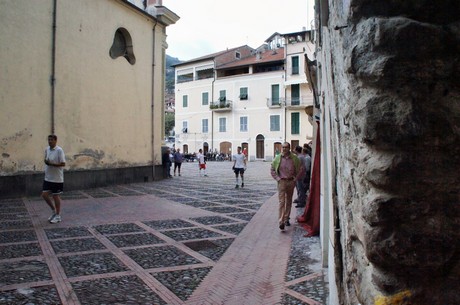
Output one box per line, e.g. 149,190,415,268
145,0,162,16
147,0,162,6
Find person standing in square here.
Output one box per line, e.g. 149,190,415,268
270,142,300,230
197,149,207,176
232,146,247,188
42,134,66,224
173,148,184,176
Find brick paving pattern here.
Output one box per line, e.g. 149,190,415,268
0,161,328,304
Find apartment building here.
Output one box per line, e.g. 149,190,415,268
174,30,315,161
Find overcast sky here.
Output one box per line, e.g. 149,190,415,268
164,0,315,61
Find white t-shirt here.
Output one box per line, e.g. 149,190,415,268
44,145,66,183
197,153,205,164
233,153,246,168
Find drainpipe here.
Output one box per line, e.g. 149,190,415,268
151,20,158,180
284,104,287,142
211,59,216,152
50,0,57,134
284,45,288,142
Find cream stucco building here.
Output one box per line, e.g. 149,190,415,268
174,31,315,161
0,0,178,197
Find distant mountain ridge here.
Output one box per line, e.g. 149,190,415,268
166,55,182,92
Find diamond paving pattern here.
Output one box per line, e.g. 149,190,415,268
0,162,327,304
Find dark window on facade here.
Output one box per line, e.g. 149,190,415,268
271,84,280,105
183,95,188,108
110,28,136,65
219,90,226,102
202,92,209,105
239,87,248,100
292,56,299,74
291,112,300,134
270,115,280,131
291,84,300,105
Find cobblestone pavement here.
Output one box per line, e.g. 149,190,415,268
0,161,328,305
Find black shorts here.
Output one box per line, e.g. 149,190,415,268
234,168,245,175
42,181,64,195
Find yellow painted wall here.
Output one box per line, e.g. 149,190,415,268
0,0,54,173
0,0,167,176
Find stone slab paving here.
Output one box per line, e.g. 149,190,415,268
0,161,328,304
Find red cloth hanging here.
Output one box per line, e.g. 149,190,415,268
297,122,321,237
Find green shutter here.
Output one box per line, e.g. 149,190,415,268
291,84,300,105
202,92,209,105
271,85,280,105
291,112,300,134
292,56,299,74
183,95,188,107
270,115,280,131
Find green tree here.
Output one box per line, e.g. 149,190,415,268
165,112,175,136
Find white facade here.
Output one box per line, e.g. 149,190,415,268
175,31,315,161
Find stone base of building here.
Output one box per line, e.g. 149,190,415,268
0,165,163,199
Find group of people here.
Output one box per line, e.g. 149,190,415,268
40,135,308,231
163,146,249,181
162,147,209,177
162,147,185,178
270,142,312,231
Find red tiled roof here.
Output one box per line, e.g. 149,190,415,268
172,45,253,67
217,48,285,69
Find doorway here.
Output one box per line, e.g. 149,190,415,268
241,142,249,158
274,142,282,157
256,134,264,159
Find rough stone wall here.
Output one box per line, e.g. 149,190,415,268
319,1,460,304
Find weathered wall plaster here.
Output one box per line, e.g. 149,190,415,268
319,1,459,304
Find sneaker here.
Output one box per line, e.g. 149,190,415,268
293,199,299,203
285,220,291,226
241,183,244,188
235,184,239,189
48,212,56,221
50,215,61,224
279,223,285,230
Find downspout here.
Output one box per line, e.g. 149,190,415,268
211,58,216,152
151,19,158,180
50,0,57,134
284,46,288,142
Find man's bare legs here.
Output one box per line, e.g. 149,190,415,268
42,191,62,222
42,191,55,211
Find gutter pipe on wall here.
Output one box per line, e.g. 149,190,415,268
50,0,57,134
151,19,158,180
284,48,288,142
211,59,216,152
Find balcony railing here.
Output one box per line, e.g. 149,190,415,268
266,98,284,108
285,96,314,108
210,100,232,112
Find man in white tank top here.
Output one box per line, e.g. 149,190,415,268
232,146,247,188
42,134,66,224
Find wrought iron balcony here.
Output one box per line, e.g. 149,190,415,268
285,96,314,109
210,99,232,112
266,98,284,108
